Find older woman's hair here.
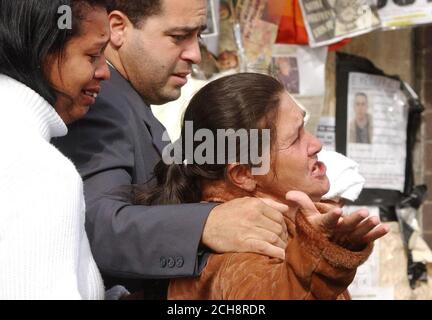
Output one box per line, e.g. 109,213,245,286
0,0,109,105
135,73,285,205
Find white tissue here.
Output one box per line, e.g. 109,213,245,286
318,149,365,202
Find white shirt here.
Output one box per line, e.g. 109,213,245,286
0,75,104,299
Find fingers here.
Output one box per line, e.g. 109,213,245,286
320,208,343,231
254,215,288,244
335,215,390,250
245,238,286,260
285,190,317,216
202,197,289,257
281,217,288,242
255,227,287,251
349,216,389,244
257,198,289,243
309,208,343,237
336,209,369,231
259,198,289,214
286,191,343,236
361,224,390,243
258,198,288,226
348,216,380,242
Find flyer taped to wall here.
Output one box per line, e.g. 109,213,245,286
299,0,381,47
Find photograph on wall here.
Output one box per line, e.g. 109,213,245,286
272,44,328,134
299,0,381,47
236,0,284,71
272,44,327,96
335,52,412,206
376,0,432,29
347,90,374,145
273,56,300,94
346,72,408,192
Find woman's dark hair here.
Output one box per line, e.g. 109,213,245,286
135,73,285,206
0,0,109,105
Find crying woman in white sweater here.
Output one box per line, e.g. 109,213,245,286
0,0,111,299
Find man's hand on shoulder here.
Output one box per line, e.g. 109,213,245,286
201,197,289,260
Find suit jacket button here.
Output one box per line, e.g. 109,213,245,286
167,257,175,268
176,256,184,268
160,257,167,268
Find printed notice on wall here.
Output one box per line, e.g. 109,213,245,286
317,116,336,151
346,72,408,192
345,206,394,300
299,0,381,47
377,0,432,29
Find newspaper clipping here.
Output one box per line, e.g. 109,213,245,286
347,72,408,192
376,0,432,29
317,116,336,150
237,0,283,72
299,0,381,47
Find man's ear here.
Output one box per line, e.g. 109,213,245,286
226,163,257,192
108,10,132,48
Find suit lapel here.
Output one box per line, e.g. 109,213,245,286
141,108,169,155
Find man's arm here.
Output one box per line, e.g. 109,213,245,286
84,167,217,278
54,96,216,278
54,95,289,279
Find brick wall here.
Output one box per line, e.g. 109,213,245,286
416,26,432,248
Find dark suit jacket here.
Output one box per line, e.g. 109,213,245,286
53,67,216,293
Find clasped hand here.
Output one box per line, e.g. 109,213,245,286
201,191,389,261
285,191,389,251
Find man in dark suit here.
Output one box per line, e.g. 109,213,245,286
53,0,288,296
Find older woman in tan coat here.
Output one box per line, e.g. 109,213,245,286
134,73,388,300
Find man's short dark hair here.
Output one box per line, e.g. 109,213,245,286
107,0,162,27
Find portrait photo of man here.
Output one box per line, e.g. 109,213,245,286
349,92,373,144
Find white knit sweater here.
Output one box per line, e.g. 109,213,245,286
0,75,105,300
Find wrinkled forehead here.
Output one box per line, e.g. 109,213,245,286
282,92,309,125
293,98,309,123
274,92,308,140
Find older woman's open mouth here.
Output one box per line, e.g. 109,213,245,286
311,160,327,178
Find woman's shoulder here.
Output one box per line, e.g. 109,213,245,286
206,252,283,280
1,134,81,186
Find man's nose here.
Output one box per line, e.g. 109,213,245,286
180,38,202,65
